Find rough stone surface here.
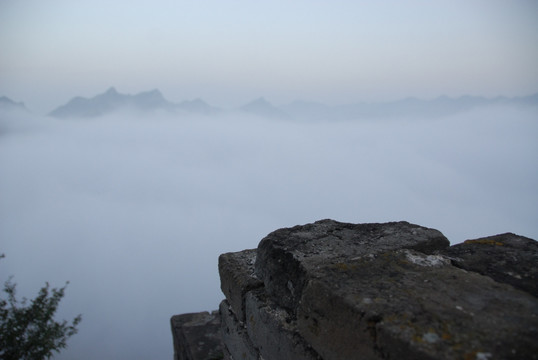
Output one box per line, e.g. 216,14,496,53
219,300,258,360
170,311,223,360
218,249,262,322
442,233,538,297
255,219,450,311
172,220,538,360
296,249,538,360
245,290,322,360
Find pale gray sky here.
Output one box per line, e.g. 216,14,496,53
1,0,537,113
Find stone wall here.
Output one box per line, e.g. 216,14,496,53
171,220,538,360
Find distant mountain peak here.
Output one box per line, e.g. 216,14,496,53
177,98,219,115
0,96,27,112
50,87,173,118
247,97,278,108
96,87,123,102
241,97,289,119
137,88,163,97
49,88,219,118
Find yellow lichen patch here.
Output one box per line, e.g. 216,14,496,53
333,262,358,271
334,262,350,271
463,352,476,360
464,239,504,246
463,351,482,360
412,334,424,343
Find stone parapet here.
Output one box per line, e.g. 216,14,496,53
170,311,223,360
171,219,538,360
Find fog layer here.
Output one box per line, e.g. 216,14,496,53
1,107,537,359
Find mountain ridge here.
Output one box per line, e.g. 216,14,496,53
16,88,538,119
282,93,538,121
240,97,289,119
48,87,218,118
0,96,28,113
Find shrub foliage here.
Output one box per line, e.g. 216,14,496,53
0,255,81,360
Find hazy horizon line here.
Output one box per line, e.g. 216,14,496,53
3,87,538,116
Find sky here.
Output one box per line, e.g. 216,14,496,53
1,1,538,359
1,0,538,113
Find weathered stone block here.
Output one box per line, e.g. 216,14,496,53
219,300,258,360
219,249,263,322
255,220,450,310
170,311,223,360
442,232,538,297
172,220,538,360
245,290,321,360
296,249,538,360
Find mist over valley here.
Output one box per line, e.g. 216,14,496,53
1,96,537,359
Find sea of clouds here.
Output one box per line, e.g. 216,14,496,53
1,106,537,359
